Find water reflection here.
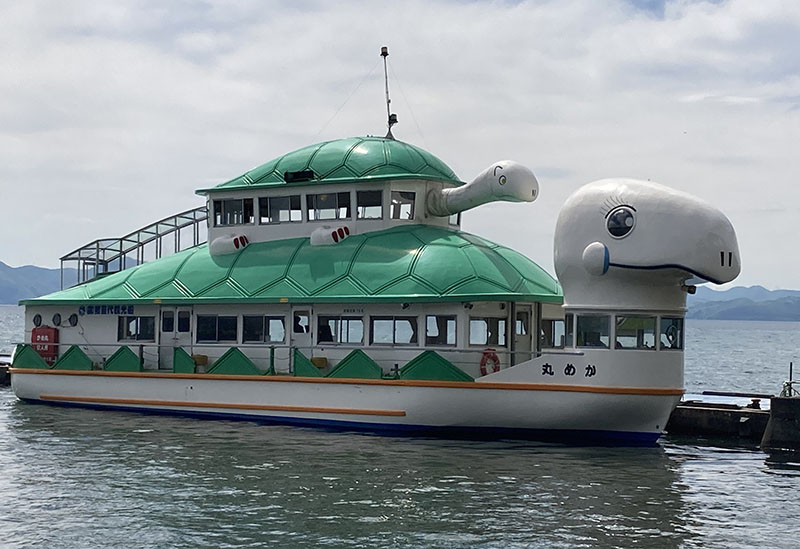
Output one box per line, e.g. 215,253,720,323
0,390,701,548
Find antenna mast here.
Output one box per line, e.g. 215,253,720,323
381,46,398,139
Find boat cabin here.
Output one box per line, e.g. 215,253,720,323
18,137,563,380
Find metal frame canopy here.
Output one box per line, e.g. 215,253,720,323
59,206,208,289
33,225,562,306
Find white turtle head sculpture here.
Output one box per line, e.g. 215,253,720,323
426,160,539,217
555,178,740,310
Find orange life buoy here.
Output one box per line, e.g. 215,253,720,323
480,348,500,376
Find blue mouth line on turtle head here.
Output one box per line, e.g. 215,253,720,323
607,262,725,285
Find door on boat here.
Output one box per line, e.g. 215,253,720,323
159,307,193,369
513,305,533,364
290,308,313,367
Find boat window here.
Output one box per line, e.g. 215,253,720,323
117,315,155,342
660,317,684,350
565,314,574,347
448,212,460,226
306,192,351,221
177,311,190,333
469,317,507,347
356,191,383,219
318,316,364,344
540,318,566,349
369,316,418,345
426,315,456,346
213,198,254,226
161,311,174,333
516,311,529,336
391,191,415,220
293,312,310,334
196,315,238,343
243,315,285,343
615,316,656,350
259,195,302,224
576,315,610,348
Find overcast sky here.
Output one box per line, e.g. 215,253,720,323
1,0,798,290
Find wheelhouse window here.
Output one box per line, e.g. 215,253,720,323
576,315,610,348
391,191,415,220
615,316,656,350
306,192,351,221
242,315,285,343
214,198,254,226
317,316,364,344
660,317,684,350
196,315,238,343
469,317,507,347
540,318,566,349
370,316,418,345
356,190,383,219
259,195,302,224
426,315,456,346
118,316,155,341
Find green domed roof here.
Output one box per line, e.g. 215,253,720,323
198,137,462,194
25,226,561,306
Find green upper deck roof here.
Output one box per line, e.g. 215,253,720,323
197,137,463,194
25,226,561,306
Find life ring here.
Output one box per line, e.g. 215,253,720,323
480,348,500,376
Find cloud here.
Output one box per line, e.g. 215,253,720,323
0,0,798,290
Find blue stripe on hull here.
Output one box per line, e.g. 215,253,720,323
18,398,661,446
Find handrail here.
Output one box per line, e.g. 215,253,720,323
60,206,208,289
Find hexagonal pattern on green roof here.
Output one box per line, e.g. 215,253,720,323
197,137,462,194
24,226,562,306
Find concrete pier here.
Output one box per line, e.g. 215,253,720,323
760,396,800,452
666,397,770,441
0,354,10,386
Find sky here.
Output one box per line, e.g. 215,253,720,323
1,0,798,289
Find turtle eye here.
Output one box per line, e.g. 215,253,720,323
498,174,507,185
607,206,636,238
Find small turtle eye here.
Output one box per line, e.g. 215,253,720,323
499,175,507,185
607,206,635,238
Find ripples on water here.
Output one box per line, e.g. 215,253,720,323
1,306,800,547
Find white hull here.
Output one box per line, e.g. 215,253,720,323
11,367,681,444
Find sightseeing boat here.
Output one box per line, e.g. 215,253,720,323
9,53,741,444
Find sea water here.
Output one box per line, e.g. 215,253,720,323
0,304,799,548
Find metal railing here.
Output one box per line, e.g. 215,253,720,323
11,340,561,377
60,206,208,289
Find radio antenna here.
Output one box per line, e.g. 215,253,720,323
381,46,398,139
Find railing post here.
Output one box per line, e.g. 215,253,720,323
269,345,275,375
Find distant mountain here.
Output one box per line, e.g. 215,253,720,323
687,286,800,321
690,285,800,303
0,261,77,304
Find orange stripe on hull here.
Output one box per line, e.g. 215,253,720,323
11,368,684,396
38,394,407,417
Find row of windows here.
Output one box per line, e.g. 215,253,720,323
541,314,684,351
119,312,509,347
204,314,507,347
213,190,426,227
